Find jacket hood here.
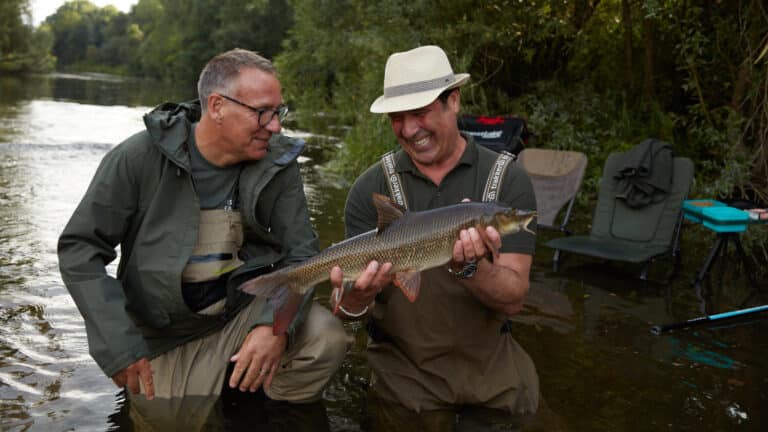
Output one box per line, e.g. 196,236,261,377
142,100,304,169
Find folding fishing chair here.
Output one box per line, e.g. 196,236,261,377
545,143,694,280
517,148,588,262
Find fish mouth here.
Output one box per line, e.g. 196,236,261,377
520,211,536,235
496,209,537,235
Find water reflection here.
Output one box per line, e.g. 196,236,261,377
0,73,194,108
0,75,148,431
110,389,331,432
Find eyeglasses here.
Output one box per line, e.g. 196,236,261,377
218,94,289,127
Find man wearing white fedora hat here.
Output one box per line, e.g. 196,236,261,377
330,45,540,429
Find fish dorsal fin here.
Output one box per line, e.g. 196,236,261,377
373,193,405,233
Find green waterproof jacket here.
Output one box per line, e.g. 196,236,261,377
58,101,319,377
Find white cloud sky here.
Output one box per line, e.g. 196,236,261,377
31,0,138,25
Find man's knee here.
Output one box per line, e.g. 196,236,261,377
302,304,347,369
268,305,347,401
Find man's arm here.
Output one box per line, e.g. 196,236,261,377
451,226,531,315
453,162,535,315
57,142,153,396
264,162,320,266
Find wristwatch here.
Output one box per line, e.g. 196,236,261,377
448,260,478,279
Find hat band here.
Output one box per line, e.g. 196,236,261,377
383,74,456,98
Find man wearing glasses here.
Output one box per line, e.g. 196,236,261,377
58,49,346,428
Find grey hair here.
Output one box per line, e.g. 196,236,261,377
197,48,276,111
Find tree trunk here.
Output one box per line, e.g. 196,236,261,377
642,13,657,105
573,0,601,31
622,0,634,92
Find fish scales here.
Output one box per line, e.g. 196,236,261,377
242,202,527,295
237,194,536,334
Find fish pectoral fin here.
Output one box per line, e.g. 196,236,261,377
475,224,499,263
272,291,305,336
394,270,421,302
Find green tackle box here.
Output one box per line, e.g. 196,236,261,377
701,206,750,233
683,199,726,224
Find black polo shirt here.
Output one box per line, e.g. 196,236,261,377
344,135,536,255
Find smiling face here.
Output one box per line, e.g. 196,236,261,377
387,89,464,169
216,67,283,163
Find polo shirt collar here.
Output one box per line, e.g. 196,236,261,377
392,132,478,175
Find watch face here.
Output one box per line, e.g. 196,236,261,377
462,261,478,278
448,260,478,279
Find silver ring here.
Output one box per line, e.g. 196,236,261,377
259,368,268,375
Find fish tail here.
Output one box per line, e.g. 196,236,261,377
237,271,291,298
237,271,301,335
272,289,305,336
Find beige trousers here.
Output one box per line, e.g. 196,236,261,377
129,298,347,429
146,298,346,400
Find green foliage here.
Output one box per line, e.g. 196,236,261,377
0,0,32,55
679,106,748,198
280,0,767,204
35,0,768,211
277,0,589,174
0,0,54,74
46,0,99,66
325,114,398,180
43,0,293,83
515,80,679,200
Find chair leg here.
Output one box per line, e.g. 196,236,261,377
694,235,725,287
733,236,762,293
552,250,561,272
666,252,681,283
639,261,650,280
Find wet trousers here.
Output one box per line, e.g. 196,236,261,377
128,298,347,430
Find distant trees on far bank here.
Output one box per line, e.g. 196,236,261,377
0,0,55,74
40,0,293,82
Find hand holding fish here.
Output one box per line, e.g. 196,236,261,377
451,225,503,270
330,260,394,319
228,326,287,392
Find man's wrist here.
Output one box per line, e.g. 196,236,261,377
448,260,478,279
337,295,372,318
338,302,369,318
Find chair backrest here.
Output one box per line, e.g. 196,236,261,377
458,114,530,155
517,148,588,229
590,152,694,251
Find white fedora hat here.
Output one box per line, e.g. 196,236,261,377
370,45,470,114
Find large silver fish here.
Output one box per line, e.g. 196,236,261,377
238,193,536,334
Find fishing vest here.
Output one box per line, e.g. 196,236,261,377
370,148,539,414
181,205,245,315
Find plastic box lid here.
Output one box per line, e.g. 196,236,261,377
701,206,749,233
683,199,726,223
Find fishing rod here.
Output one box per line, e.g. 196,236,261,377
650,304,768,335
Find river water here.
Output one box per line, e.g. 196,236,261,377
0,73,765,431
